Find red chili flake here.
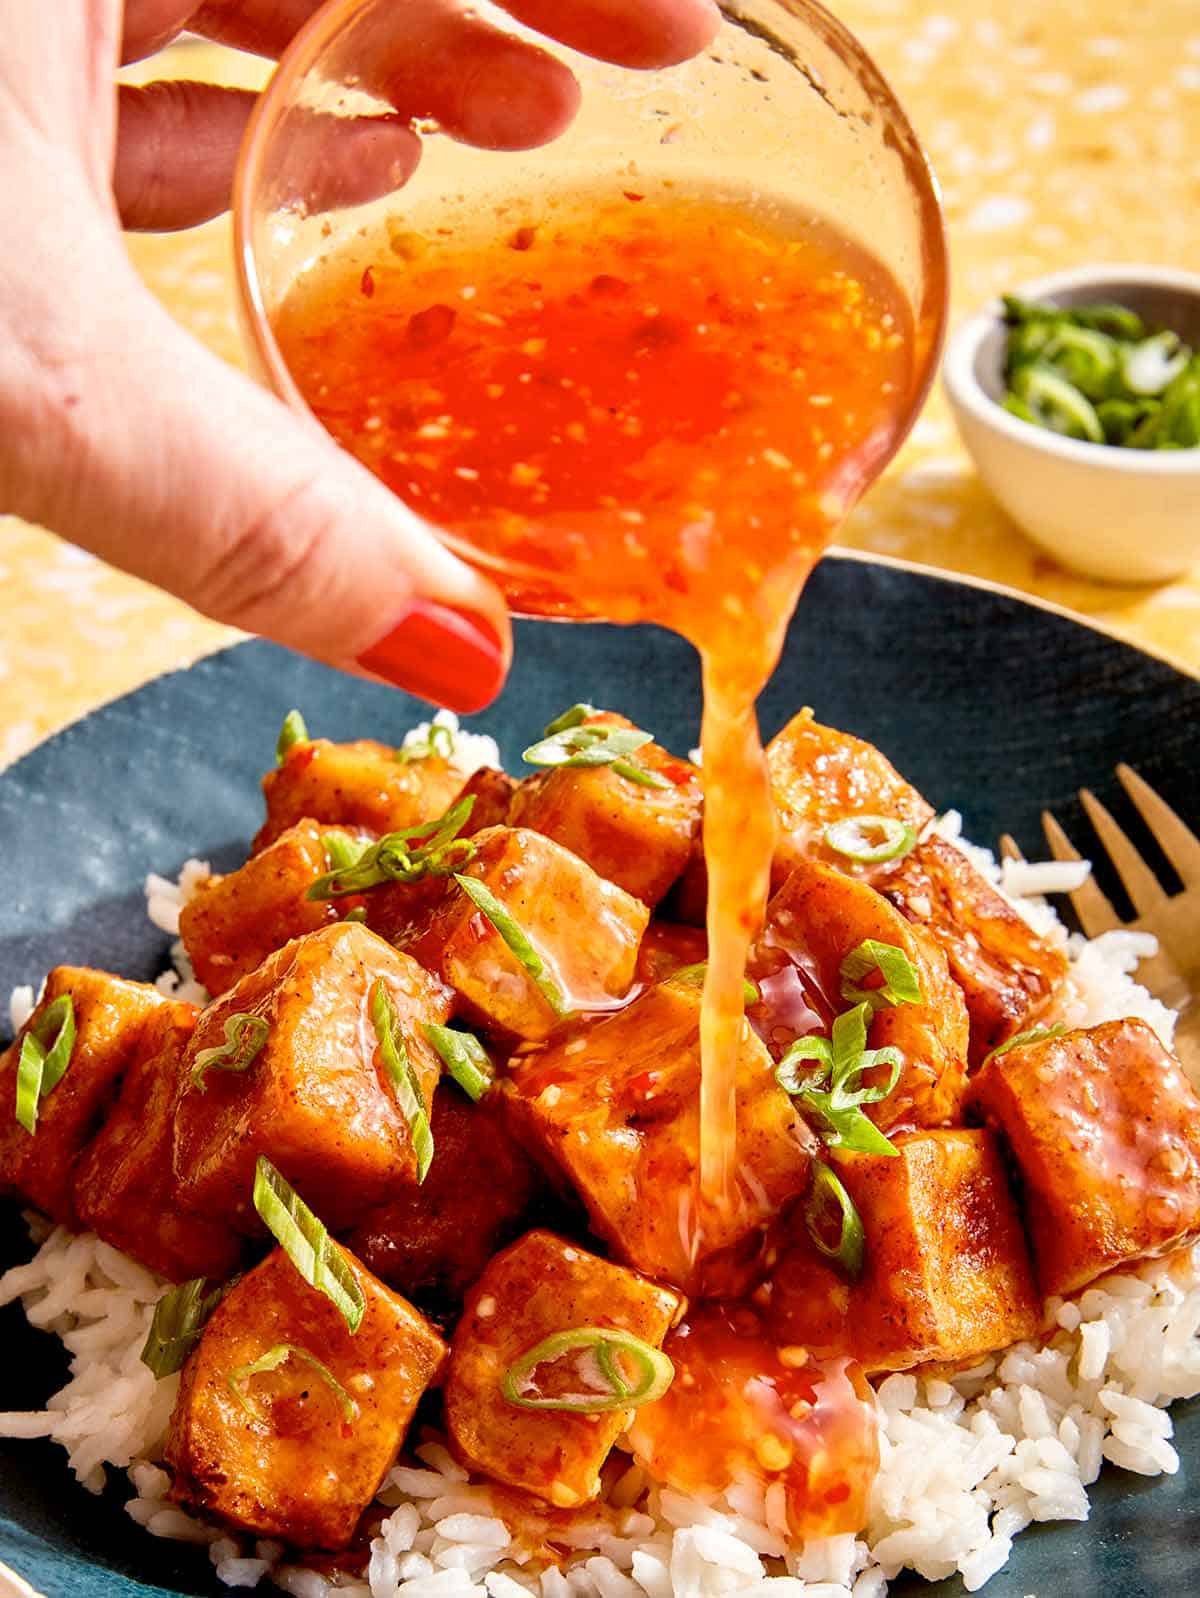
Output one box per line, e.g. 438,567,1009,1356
360,266,376,298
589,274,629,298
824,1482,852,1506
407,304,457,349
623,191,645,203
509,226,538,251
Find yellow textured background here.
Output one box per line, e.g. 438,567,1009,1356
2,0,1198,765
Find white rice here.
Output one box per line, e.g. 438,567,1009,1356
401,711,500,778
1,831,1194,1595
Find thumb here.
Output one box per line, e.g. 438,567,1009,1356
4,238,511,714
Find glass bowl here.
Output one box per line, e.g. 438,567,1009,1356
233,0,948,619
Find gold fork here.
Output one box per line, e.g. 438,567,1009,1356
1001,765,1200,1085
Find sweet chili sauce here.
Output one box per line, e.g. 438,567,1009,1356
273,185,915,1224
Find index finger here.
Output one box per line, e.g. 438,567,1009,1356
500,0,721,69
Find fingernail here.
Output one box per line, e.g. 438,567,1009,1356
356,599,506,713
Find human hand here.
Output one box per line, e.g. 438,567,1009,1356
0,0,719,711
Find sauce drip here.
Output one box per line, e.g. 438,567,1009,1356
274,187,915,1225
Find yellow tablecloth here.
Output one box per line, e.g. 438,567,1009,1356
3,0,1198,765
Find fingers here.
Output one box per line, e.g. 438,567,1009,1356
115,81,256,230
3,236,510,712
121,0,200,65
115,80,422,230
500,0,722,68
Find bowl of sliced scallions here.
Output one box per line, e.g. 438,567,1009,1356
943,265,1200,583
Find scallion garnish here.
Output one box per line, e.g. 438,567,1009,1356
453,874,570,1018
424,1023,494,1102
523,705,670,790
226,1343,356,1424
824,815,916,866
322,830,370,874
1005,364,1104,443
307,796,477,899
190,1013,269,1093
982,1022,1067,1066
839,940,922,1011
776,1003,901,1157
15,994,76,1135
141,1275,230,1378
370,981,434,1181
396,720,456,764
252,1157,365,1334
668,962,760,1007
805,1160,866,1280
276,709,309,764
501,1326,674,1413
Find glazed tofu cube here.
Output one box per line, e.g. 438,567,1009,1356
407,827,648,1043
509,713,702,907
968,1018,1200,1297
766,860,970,1129
73,1003,243,1283
444,1230,680,1506
347,1086,545,1310
255,738,465,852
766,709,934,887
166,1243,446,1548
884,836,1068,1063
180,820,336,997
173,923,451,1234
506,978,813,1293
455,766,519,835
767,1130,1040,1372
0,969,166,1224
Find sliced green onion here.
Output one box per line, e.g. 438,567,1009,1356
1123,331,1190,397
1096,397,1161,447
776,1003,902,1157
276,709,309,764
307,796,476,899
141,1276,230,1378
397,720,456,764
252,1157,365,1334
524,707,670,790
344,906,368,924
805,1160,865,1280
667,962,760,1007
190,1013,269,1093
16,994,76,1135
982,1022,1067,1066
227,1342,356,1424
839,940,922,1010
424,1023,494,1102
1039,325,1120,399
322,831,370,873
454,873,570,1018
1010,364,1104,443
824,815,917,866
370,981,433,1181
501,1326,674,1412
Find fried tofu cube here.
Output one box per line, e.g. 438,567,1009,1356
968,1018,1200,1297
407,827,648,1042
255,739,465,852
767,1130,1040,1372
456,767,519,835
73,1004,243,1283
766,709,934,887
347,1086,545,1310
509,713,702,907
0,969,166,1224
173,923,451,1234
766,860,970,1129
166,1243,446,1548
444,1230,680,1506
506,978,813,1293
884,836,1068,1063
180,820,337,997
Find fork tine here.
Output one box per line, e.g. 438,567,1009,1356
1116,764,1200,888
1079,787,1167,915
999,834,1025,863
1042,809,1122,937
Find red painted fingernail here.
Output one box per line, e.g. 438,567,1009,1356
357,599,506,713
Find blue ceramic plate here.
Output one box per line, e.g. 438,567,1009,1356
0,553,1197,1598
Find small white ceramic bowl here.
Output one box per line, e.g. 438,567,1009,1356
943,265,1200,584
